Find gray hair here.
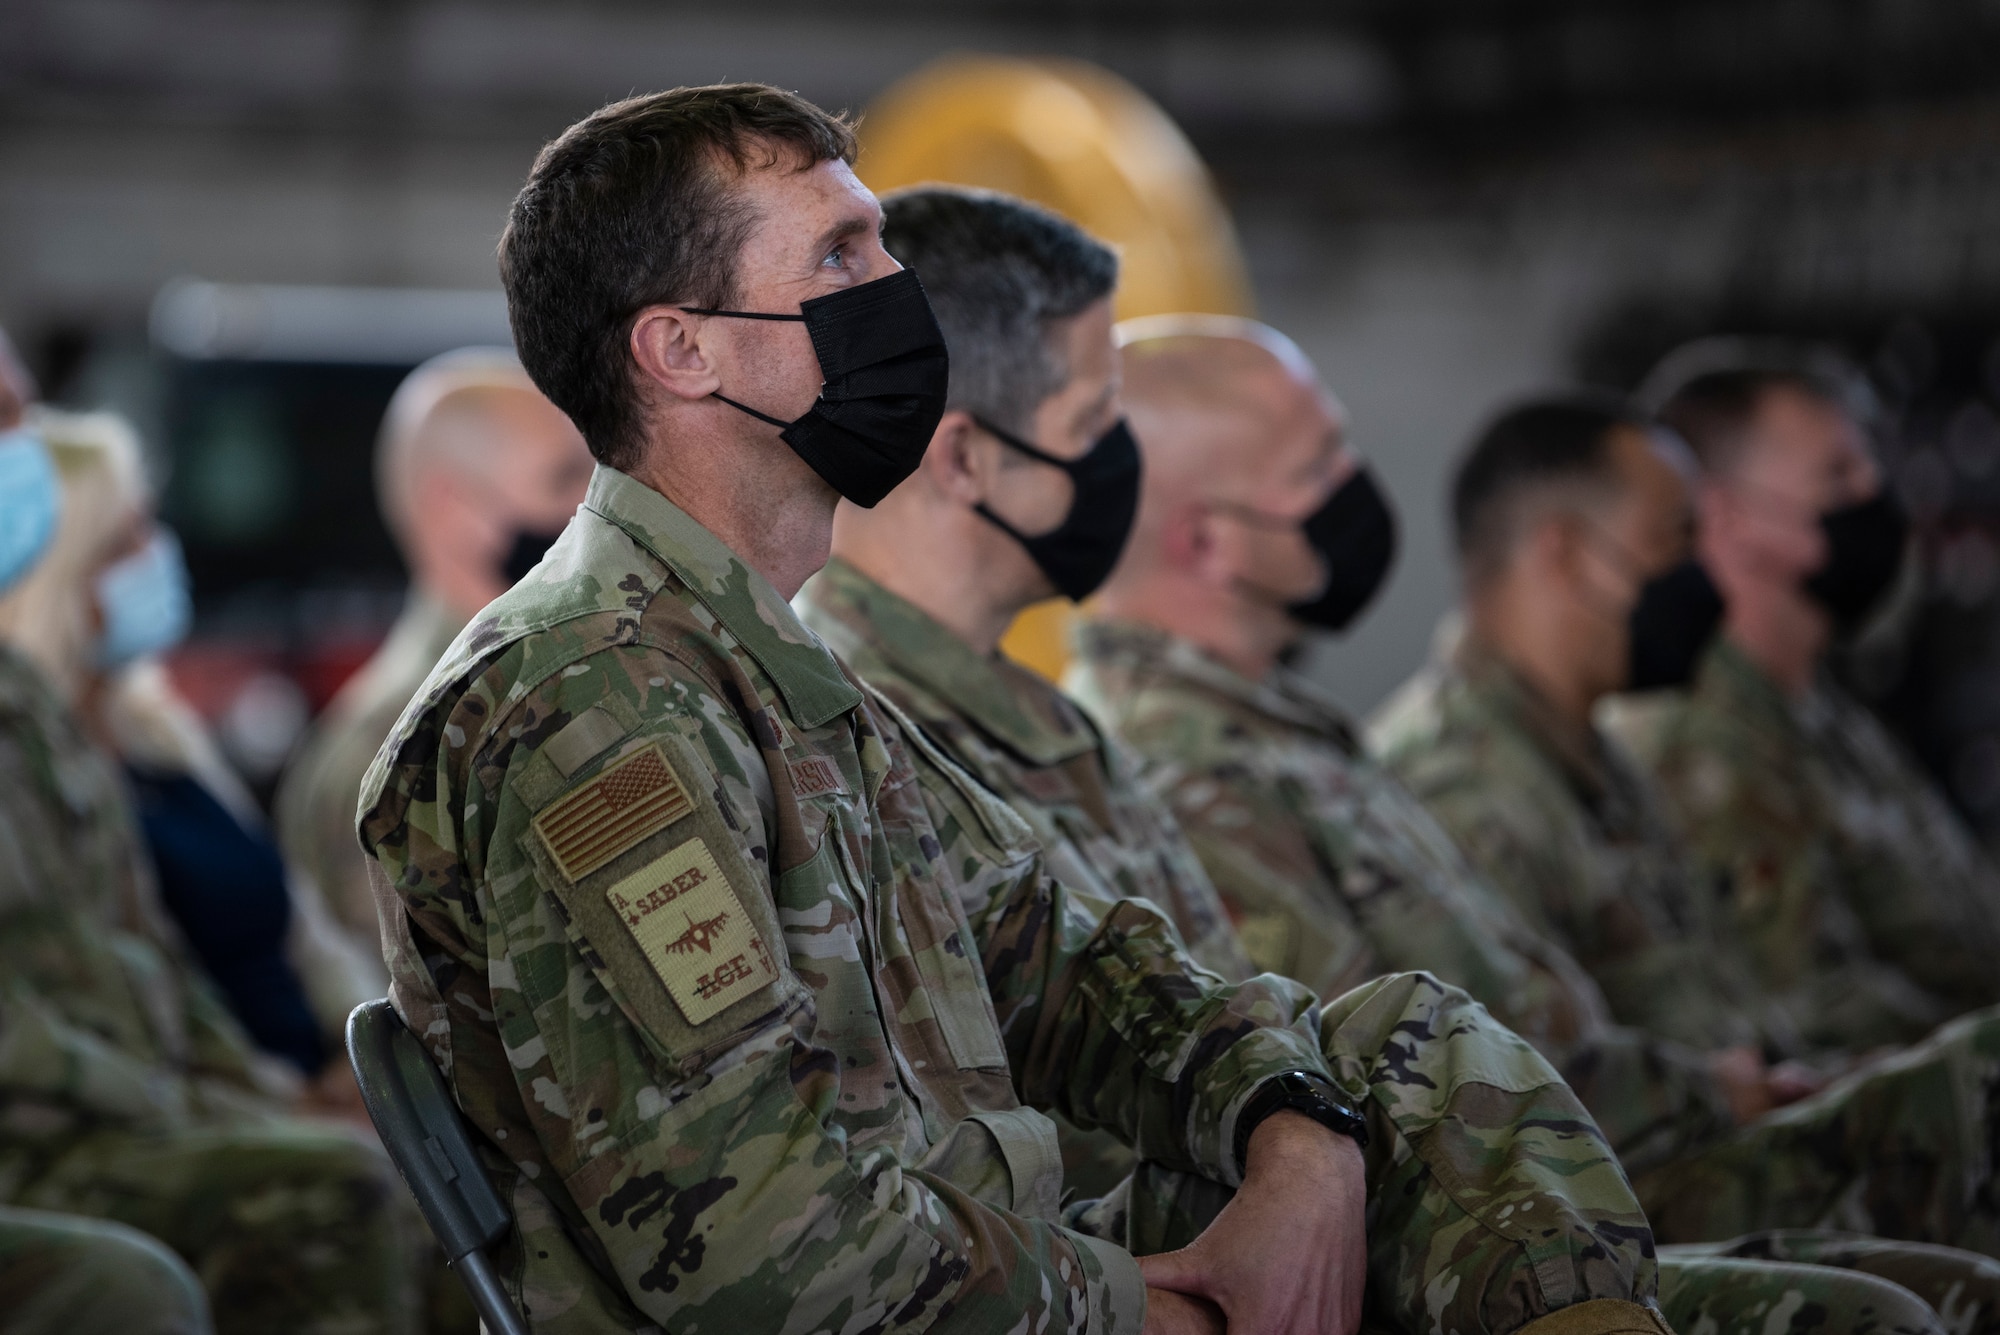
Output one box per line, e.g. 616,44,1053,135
880,185,1118,437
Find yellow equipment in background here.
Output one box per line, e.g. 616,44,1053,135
858,55,1254,679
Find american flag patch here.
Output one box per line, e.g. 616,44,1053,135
533,744,693,881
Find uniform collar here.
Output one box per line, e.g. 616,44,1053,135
1453,632,1616,803
1705,636,1822,738
583,466,861,729
1071,618,1362,750
803,558,1097,767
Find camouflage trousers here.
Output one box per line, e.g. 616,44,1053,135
1636,1007,2000,1261
9,1118,424,1335
1073,972,1669,1335
0,1205,211,1335
1657,1250,1947,1335
1667,1231,2000,1335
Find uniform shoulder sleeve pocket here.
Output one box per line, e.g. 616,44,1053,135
510,713,802,1068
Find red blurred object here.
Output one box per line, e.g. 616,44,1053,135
165,632,384,725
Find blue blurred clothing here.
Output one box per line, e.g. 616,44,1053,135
123,765,327,1075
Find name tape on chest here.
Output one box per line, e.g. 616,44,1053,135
789,754,848,799
606,836,779,1025
534,743,693,882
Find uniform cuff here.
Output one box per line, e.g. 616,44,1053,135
1209,1044,1338,1186
1515,1298,1677,1335
1068,1229,1147,1335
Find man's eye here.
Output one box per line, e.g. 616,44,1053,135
821,246,847,269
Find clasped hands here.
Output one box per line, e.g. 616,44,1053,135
1139,1111,1368,1335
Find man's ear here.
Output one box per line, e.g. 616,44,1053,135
1167,502,1229,585
1526,513,1581,588
922,410,988,503
629,305,721,403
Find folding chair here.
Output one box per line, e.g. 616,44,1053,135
346,999,530,1335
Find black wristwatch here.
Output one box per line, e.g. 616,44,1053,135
1234,1071,1370,1172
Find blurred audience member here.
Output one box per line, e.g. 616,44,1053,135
1609,343,2000,1044
1073,329,2000,1325
0,410,377,1080
276,348,590,945
0,408,422,1333
0,422,219,1335
1370,395,2000,1258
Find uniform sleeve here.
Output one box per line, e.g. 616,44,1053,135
0,987,194,1126
0,727,278,1116
368,645,1139,1335
1152,737,1737,1176
1393,755,1583,958
901,718,1334,1188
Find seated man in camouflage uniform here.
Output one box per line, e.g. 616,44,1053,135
1606,347,2000,1046
795,188,1249,1202
360,84,1676,1335
277,347,593,952
798,186,1248,981
1368,394,2000,1262
1069,319,2000,1335
0,420,423,1333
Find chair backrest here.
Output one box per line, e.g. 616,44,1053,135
347,998,529,1335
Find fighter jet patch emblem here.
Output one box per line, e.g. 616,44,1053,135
604,836,777,1024
535,744,693,881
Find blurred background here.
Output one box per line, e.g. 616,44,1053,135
7,0,2000,838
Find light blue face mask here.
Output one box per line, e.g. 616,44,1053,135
0,429,60,596
94,528,193,671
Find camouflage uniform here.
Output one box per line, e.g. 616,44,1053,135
1065,619,1732,1173
1608,641,2000,1051
1370,634,2000,1261
0,645,423,1335
278,592,466,954
0,1205,211,1335
796,561,1254,1199
359,465,1670,1335
796,559,1249,979
1068,618,2000,1333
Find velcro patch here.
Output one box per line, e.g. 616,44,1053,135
534,744,692,881
789,754,848,799
605,837,779,1025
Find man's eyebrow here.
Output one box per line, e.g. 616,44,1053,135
809,212,878,261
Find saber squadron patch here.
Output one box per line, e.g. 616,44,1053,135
604,837,778,1024
534,744,693,881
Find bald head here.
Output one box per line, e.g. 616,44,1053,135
377,347,593,616
1096,316,1354,678
1113,316,1351,576
1119,317,1334,500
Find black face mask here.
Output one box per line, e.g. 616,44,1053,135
499,526,566,586
1288,468,1398,632
684,268,949,508
971,416,1142,602
1626,559,1726,691
1806,491,1908,632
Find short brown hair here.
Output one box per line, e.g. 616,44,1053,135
1656,367,1846,476
1452,393,1647,586
499,84,857,470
